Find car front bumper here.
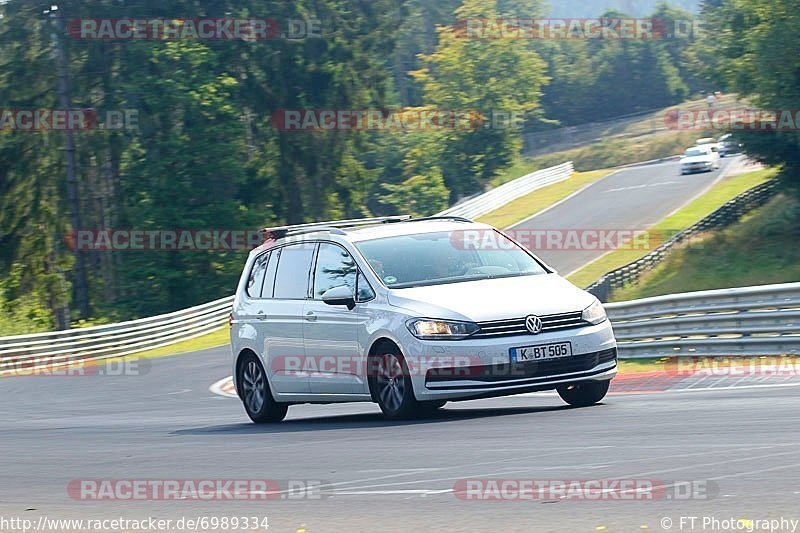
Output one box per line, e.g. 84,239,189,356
682,163,713,173
401,320,617,401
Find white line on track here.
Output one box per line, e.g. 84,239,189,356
603,181,680,193
617,448,799,480
313,444,794,497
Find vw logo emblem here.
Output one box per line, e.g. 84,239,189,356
525,315,543,334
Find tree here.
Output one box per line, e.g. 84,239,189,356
381,169,450,217
412,0,549,199
696,0,800,181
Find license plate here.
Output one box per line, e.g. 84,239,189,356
511,342,572,363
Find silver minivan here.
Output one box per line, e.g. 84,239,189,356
230,216,617,422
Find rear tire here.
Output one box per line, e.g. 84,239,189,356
370,349,420,420
238,353,288,423
557,380,610,408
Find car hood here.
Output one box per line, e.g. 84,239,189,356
681,155,713,164
387,273,595,322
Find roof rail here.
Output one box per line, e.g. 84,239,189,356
412,216,473,223
261,215,411,239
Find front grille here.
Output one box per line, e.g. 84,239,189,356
426,348,617,387
472,311,588,338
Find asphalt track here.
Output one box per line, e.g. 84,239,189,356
510,156,740,274
3,155,798,533
2,346,799,532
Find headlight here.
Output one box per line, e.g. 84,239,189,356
582,299,607,325
406,319,479,340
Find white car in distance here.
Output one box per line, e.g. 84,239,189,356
230,216,617,422
680,145,721,174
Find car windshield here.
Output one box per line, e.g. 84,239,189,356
684,147,707,157
354,229,548,289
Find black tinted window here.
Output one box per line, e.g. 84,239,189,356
273,244,315,299
313,243,357,299
246,252,269,297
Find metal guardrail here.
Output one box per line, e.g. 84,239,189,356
606,283,800,359
587,179,779,302
0,295,233,375
437,161,574,220
523,108,667,157
521,95,742,157
0,283,797,371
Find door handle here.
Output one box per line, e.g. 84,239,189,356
256,311,266,320
305,311,317,322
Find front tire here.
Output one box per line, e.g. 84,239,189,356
370,349,420,420
557,380,610,407
238,353,288,423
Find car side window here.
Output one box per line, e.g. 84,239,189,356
246,252,269,297
356,269,375,302
261,249,280,298
273,243,316,299
313,243,357,299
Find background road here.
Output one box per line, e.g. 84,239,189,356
1,346,799,532
510,156,741,274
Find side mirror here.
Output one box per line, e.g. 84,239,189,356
321,285,356,310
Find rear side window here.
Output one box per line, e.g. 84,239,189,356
273,243,316,299
261,250,279,298
246,252,270,297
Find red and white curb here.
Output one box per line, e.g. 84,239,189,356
209,376,237,398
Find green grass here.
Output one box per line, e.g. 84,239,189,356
477,169,613,229
567,168,778,289
617,358,670,374
616,355,800,374
611,192,800,301
526,130,700,172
